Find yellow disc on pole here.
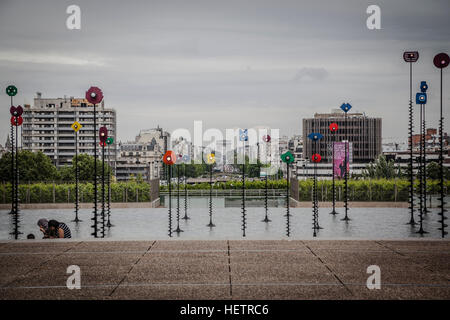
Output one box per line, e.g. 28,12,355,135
71,121,82,132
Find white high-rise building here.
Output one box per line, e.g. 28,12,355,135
22,93,117,167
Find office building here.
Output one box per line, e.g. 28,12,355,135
302,109,382,163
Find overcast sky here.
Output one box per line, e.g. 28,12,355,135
1,0,449,144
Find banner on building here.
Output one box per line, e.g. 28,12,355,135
333,142,352,179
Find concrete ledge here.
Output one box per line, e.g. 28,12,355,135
0,198,160,210
289,199,409,208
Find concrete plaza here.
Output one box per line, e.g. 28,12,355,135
0,240,449,300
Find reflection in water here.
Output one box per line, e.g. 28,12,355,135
0,196,448,240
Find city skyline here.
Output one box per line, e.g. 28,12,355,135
1,0,449,144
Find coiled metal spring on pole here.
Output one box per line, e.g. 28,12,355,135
286,164,290,237
175,165,183,233
100,144,106,238
438,117,448,237
91,103,98,238
168,165,172,237
408,98,416,224
417,104,427,234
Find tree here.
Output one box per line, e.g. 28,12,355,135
71,154,112,182
427,161,450,180
362,154,403,179
0,150,58,182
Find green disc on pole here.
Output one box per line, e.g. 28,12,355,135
6,85,18,97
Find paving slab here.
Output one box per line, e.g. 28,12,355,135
46,252,141,267
151,240,227,251
0,240,448,300
229,240,307,251
348,286,450,300
303,240,387,251
73,241,152,252
0,242,80,253
111,284,231,300
231,284,353,300
0,287,112,300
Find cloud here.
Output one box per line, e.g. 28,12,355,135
0,50,106,66
292,67,329,82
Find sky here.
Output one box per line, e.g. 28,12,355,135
0,0,449,145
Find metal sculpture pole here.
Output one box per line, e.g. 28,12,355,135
106,137,114,227
262,173,270,223
99,126,108,237
7,86,22,239
422,100,428,215
74,129,80,222
281,151,294,237
415,82,428,235
433,52,449,237
403,51,419,225
286,162,290,237
340,103,352,221
182,162,190,220
10,118,15,216
86,87,103,238
93,102,98,237
6,85,18,217
240,129,248,237
71,121,82,222
329,123,339,215
9,104,23,239
312,139,317,233
175,164,183,233
417,103,426,234
418,102,424,232
207,163,215,227
262,135,272,223
14,117,20,239
168,165,172,237
163,150,176,237
101,141,106,237
308,132,323,236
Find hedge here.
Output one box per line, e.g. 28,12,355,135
0,182,151,203
0,179,448,203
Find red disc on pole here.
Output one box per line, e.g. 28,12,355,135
163,150,176,165
433,53,449,69
15,105,23,116
10,116,23,126
329,123,338,132
311,153,321,163
99,126,108,143
86,87,104,104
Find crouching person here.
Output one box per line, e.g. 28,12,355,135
48,220,72,239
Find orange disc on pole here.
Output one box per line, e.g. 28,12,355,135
163,150,176,165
